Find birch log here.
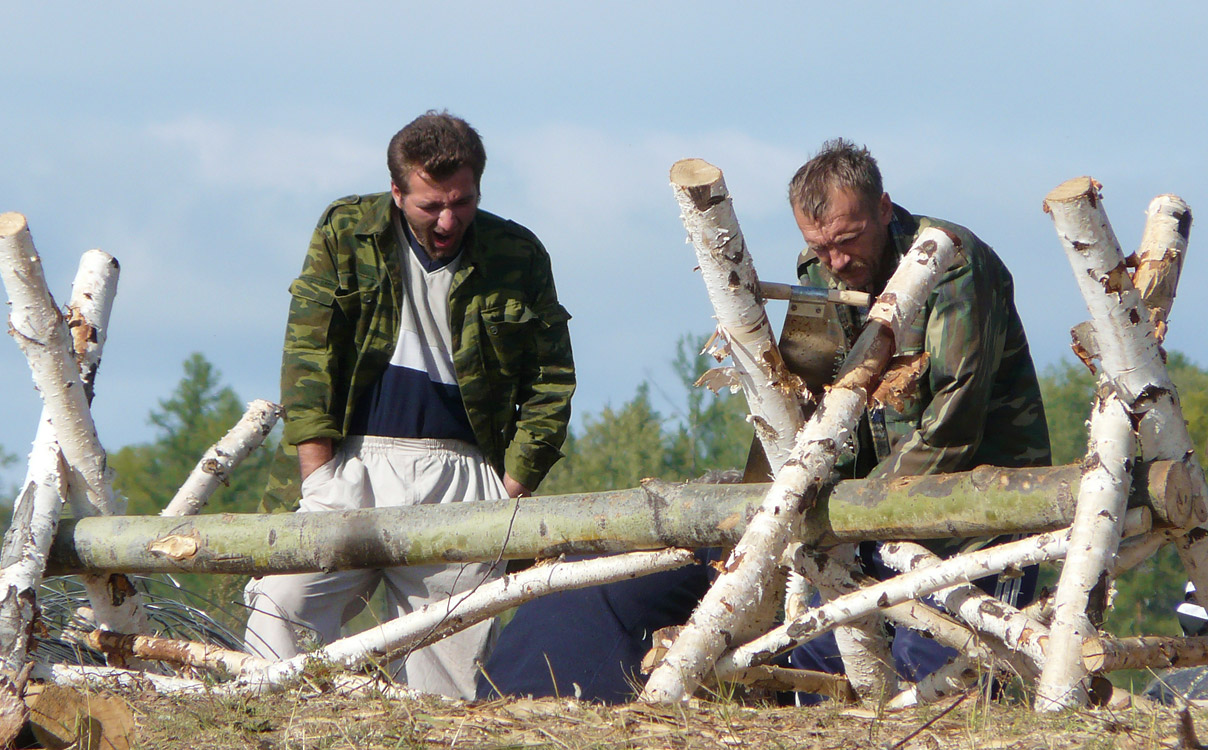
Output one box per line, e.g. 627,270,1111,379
878,542,1050,671
670,158,806,470
1083,634,1208,674
162,399,282,517
1044,179,1208,607
1132,194,1191,344
710,520,1152,679
84,630,270,675
0,216,115,517
641,228,958,703
0,248,131,677
794,547,897,702
1035,390,1135,711
235,548,695,691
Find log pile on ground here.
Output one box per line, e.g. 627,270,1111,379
0,167,1202,744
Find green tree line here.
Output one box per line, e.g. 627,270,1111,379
3,342,1207,647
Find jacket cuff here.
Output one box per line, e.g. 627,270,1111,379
282,414,342,447
504,439,562,492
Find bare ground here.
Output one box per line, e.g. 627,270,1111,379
97,685,1206,749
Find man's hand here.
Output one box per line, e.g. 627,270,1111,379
503,473,531,499
297,438,334,481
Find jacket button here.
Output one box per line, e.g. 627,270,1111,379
488,326,499,335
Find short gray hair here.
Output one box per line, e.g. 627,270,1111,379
788,138,883,221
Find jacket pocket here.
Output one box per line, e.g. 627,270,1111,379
480,299,538,378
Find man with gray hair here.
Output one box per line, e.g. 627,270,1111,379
787,138,1050,692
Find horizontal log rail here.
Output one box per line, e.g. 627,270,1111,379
46,460,1192,576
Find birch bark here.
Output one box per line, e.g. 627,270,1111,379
669,158,807,470
237,549,695,691
1035,390,1135,711
641,228,957,703
162,399,282,517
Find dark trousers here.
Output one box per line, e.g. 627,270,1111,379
477,552,716,704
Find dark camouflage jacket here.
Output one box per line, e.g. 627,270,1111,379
798,205,1051,482
262,192,575,512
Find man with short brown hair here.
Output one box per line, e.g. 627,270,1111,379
246,111,575,699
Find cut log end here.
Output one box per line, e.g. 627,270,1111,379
1043,176,1099,207
670,159,723,188
0,212,29,238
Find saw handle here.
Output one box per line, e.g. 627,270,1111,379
758,282,871,308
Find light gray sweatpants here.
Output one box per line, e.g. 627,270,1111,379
243,436,506,699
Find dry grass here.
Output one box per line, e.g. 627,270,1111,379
104,684,1203,750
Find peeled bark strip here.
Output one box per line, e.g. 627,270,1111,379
237,549,695,691
670,159,806,470
85,629,270,674
1132,194,1191,343
1083,634,1208,674
1036,390,1135,712
715,527,1077,679
162,399,282,517
640,228,957,704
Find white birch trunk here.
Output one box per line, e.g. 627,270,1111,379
710,513,1150,681
162,399,282,517
1083,634,1208,674
0,248,134,677
640,227,958,704
794,546,898,702
1046,178,1208,610
878,542,1050,671
669,159,807,470
236,549,694,692
1035,390,1135,711
1044,179,1205,507
0,216,116,518
1132,194,1191,343
711,522,1103,679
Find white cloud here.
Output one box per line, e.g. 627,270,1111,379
146,117,381,195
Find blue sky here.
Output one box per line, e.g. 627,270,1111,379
4,2,1208,491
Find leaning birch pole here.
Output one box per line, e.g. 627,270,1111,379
1,250,121,675
1044,180,1208,604
162,400,282,517
0,216,147,639
1035,390,1135,711
640,227,958,703
1132,194,1191,344
712,525,1097,679
669,158,807,471
1043,180,1203,500
0,247,120,744
236,548,695,691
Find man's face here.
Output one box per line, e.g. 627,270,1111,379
793,188,892,291
391,165,479,260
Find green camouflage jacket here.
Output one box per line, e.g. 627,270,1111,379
798,205,1051,482
262,192,575,512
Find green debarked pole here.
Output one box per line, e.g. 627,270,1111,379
45,460,1192,577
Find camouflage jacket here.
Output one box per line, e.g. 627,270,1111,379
262,192,575,512
798,205,1051,482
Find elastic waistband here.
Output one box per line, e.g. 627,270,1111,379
343,435,483,459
